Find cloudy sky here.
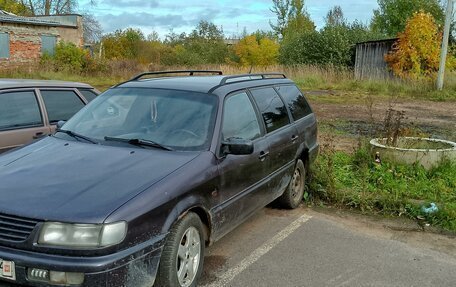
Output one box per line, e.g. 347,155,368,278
79,0,379,38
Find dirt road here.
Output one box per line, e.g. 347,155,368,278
308,93,456,151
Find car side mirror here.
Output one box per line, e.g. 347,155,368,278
222,138,254,155
56,120,66,129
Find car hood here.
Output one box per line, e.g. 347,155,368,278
0,137,200,223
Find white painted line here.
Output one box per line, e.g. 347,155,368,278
204,214,312,287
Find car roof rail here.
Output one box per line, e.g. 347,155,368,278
218,73,287,86
129,70,223,81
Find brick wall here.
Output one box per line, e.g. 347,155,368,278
0,23,59,67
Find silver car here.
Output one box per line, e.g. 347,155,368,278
0,79,99,153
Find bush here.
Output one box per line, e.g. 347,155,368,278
233,35,279,66
385,12,451,79
40,41,107,75
53,41,87,71
280,22,381,66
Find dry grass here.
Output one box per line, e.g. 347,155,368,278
1,63,455,101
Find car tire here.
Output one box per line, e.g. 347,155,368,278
278,159,306,209
155,212,205,287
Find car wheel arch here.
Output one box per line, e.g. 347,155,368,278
296,144,310,165
161,200,213,246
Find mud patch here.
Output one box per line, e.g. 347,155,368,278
200,255,228,285
126,261,156,287
263,206,291,217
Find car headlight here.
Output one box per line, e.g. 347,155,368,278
38,222,127,248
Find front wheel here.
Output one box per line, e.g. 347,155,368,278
155,212,205,287
278,159,306,209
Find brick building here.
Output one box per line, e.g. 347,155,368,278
0,10,83,67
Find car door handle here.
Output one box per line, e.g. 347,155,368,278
291,135,299,142
33,132,45,139
258,151,270,161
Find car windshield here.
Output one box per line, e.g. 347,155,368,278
61,87,218,151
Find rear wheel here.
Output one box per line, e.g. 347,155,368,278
278,159,306,209
155,212,205,287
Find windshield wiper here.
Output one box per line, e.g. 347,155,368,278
56,129,98,144
104,136,173,151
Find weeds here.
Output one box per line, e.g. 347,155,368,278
1,64,456,100
310,137,456,232
382,108,406,146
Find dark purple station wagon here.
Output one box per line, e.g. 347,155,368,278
0,71,318,287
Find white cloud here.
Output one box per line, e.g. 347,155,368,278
80,0,379,36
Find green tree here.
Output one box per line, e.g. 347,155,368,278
270,0,315,39
188,20,224,41
163,21,228,65
325,5,346,27
371,0,444,36
14,0,79,15
280,20,382,66
102,28,145,60
0,0,31,15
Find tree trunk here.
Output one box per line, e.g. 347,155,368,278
45,0,51,15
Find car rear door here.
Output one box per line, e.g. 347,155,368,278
0,89,51,153
213,91,271,240
38,89,86,133
250,86,299,199
275,84,318,163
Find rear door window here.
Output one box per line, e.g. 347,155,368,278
0,91,42,130
78,89,98,102
222,92,261,141
275,85,312,120
40,90,85,123
250,87,290,133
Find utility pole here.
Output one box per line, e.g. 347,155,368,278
437,0,454,90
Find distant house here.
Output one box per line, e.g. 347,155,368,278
224,38,240,46
354,38,398,80
0,10,83,67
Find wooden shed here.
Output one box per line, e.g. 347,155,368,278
355,38,397,80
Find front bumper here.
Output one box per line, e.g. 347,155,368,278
0,235,165,287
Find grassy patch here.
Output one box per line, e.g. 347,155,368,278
310,139,456,232
1,64,456,100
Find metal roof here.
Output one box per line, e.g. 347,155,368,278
0,14,76,27
0,10,16,16
356,38,398,45
0,79,93,90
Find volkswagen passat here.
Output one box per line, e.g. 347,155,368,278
0,71,318,287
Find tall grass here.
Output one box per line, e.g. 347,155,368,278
310,138,456,232
1,63,455,100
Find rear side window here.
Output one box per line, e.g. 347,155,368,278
222,92,261,141
275,85,312,120
78,89,97,102
250,87,290,133
0,91,42,130
40,90,85,123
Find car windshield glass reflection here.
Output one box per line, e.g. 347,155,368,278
61,88,218,151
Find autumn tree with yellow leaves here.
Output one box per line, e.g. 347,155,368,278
233,35,280,66
385,11,455,79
